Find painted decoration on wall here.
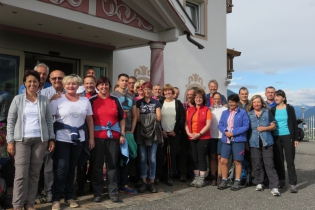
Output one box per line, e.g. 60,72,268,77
184,73,206,101
40,0,89,13
96,0,154,31
134,65,150,82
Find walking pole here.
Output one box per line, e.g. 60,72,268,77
166,138,173,185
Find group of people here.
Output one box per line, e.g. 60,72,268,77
5,63,299,210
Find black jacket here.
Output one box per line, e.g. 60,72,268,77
271,104,299,141
159,99,186,135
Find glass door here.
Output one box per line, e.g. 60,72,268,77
80,60,108,80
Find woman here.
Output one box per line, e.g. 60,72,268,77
185,89,212,188
156,84,185,185
90,76,125,203
134,80,145,101
7,70,55,210
271,89,299,193
218,94,249,191
247,95,280,196
136,82,162,193
50,74,94,210
209,92,227,186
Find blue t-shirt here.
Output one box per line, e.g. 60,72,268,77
274,108,290,136
266,101,277,109
136,98,161,114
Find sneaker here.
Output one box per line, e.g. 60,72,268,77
24,204,35,210
195,177,205,188
290,185,298,193
190,175,199,187
67,199,79,208
255,184,263,191
231,180,241,191
52,201,60,210
120,186,137,195
138,182,147,193
179,174,187,182
271,188,281,196
217,179,228,190
278,180,286,188
148,183,158,193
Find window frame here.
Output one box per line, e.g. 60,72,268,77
184,0,207,39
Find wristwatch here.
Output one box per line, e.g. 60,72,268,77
120,133,125,137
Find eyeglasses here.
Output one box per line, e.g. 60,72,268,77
136,86,142,89
51,77,63,81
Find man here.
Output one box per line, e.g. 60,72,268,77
128,76,137,95
76,76,98,196
19,63,51,94
77,68,97,94
174,87,180,99
179,88,195,182
39,70,65,202
153,84,165,100
265,86,277,108
111,73,137,194
205,80,227,107
238,87,249,110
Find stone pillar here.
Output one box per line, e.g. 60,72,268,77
149,42,166,86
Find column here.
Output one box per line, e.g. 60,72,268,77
149,42,166,86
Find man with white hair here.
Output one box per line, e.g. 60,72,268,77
18,63,51,94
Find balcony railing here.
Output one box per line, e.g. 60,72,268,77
227,0,233,14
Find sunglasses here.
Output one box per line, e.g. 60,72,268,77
51,77,63,81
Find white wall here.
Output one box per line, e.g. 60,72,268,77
113,0,227,102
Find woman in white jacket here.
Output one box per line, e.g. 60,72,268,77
209,92,227,186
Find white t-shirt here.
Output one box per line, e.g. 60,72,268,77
23,99,41,138
210,105,228,138
50,95,93,143
161,100,176,132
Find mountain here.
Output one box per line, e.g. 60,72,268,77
227,89,237,97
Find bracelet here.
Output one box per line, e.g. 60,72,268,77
199,132,202,136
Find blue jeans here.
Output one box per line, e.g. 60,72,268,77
139,143,158,180
52,141,83,201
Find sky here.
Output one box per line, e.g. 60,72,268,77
226,0,315,106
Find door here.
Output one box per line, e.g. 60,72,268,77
80,60,108,79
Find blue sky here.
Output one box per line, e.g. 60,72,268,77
226,0,315,106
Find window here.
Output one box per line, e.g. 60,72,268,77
185,0,205,35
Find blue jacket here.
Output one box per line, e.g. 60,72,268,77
247,108,274,148
206,93,227,107
19,82,51,94
218,108,249,143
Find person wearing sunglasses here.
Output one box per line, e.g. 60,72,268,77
38,70,66,202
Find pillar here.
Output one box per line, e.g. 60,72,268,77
149,42,166,86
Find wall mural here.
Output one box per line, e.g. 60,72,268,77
97,0,154,31
134,65,150,82
184,73,206,102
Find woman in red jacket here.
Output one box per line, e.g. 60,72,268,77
185,89,212,188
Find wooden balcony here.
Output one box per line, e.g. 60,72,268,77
227,48,241,79
227,0,233,14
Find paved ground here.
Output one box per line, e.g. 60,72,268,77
7,140,315,210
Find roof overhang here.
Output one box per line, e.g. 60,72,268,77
0,0,195,50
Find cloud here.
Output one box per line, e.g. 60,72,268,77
250,88,315,106
229,84,258,89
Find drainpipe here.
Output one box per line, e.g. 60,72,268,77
184,31,205,49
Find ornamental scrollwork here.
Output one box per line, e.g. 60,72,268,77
185,73,205,89
49,0,82,7
102,0,153,31
134,65,150,78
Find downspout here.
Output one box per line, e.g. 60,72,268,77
184,31,205,49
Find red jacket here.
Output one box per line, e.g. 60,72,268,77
186,105,211,140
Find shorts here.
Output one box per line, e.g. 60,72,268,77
221,141,245,161
217,140,222,155
208,138,219,154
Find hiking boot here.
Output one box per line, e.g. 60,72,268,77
271,188,281,196
255,184,263,191
46,193,53,203
166,177,174,186
217,175,222,186
138,182,147,193
290,185,298,193
93,196,102,203
148,183,158,193
195,176,205,188
210,175,217,186
231,180,241,191
24,204,35,210
120,185,137,195
217,179,228,190
180,174,187,182
190,175,199,187
52,201,60,210
67,199,79,208
278,180,286,188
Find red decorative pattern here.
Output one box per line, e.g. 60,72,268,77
96,0,153,31
39,0,89,14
